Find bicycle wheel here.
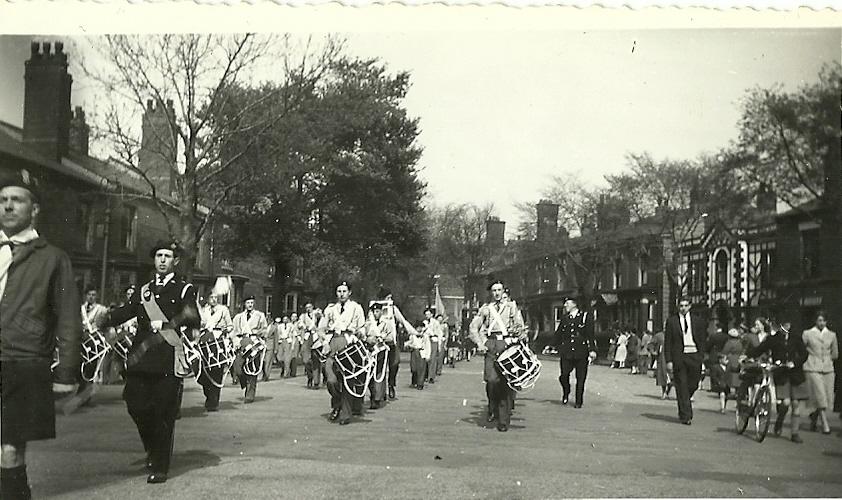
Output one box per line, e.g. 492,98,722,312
754,386,772,442
735,397,750,435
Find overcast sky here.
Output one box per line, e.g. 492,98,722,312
1,30,839,237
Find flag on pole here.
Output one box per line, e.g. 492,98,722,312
435,284,446,320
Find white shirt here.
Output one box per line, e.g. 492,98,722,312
155,272,175,287
0,227,39,303
681,313,697,354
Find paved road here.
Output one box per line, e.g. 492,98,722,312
30,355,842,499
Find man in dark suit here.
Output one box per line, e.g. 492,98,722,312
554,297,597,408
105,240,200,484
664,296,708,425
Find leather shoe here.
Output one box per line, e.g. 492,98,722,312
561,395,569,405
388,387,396,400
791,434,803,443
147,473,168,484
329,408,340,421
497,423,508,432
370,401,379,410
681,419,692,425
339,418,350,425
574,402,582,409
487,411,495,423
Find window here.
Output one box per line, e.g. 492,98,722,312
714,250,729,291
78,201,94,250
689,259,705,293
638,255,649,286
554,306,564,331
613,259,622,289
119,205,137,251
265,295,273,315
759,248,774,289
285,292,298,313
801,229,820,279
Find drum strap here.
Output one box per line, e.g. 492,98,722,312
488,303,507,334
81,304,96,335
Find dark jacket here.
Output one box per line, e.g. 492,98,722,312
0,237,81,384
663,313,707,364
107,275,199,374
746,330,808,386
446,332,461,349
554,309,595,360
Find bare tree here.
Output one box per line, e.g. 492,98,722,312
79,34,342,273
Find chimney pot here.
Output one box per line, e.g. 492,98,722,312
30,41,40,56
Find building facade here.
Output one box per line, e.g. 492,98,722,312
0,40,276,311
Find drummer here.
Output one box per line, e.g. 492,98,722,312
231,296,268,404
198,292,233,412
365,302,394,409
323,281,366,425
469,279,526,432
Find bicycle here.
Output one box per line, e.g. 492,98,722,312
734,360,781,442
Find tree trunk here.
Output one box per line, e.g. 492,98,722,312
272,256,293,317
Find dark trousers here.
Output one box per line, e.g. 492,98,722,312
123,373,181,474
387,343,400,390
427,343,439,382
410,350,427,388
559,356,589,405
232,354,258,402
673,351,703,422
484,339,513,426
369,350,388,403
197,366,223,409
306,353,323,387
325,359,361,420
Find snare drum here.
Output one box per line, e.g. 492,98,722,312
335,341,374,398
198,336,235,370
368,343,389,384
81,331,111,382
311,338,328,363
496,342,542,392
242,338,266,377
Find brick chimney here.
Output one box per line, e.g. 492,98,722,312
23,41,72,161
138,98,177,197
68,106,89,156
536,199,559,242
597,194,630,231
485,217,505,249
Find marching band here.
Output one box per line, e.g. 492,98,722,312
0,170,540,490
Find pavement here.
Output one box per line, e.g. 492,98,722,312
28,354,842,499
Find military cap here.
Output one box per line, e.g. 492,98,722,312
243,295,256,302
370,302,384,311
149,240,181,258
336,281,352,291
0,168,41,202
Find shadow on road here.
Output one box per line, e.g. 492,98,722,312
634,393,670,401
240,396,273,404
169,449,221,479
640,412,681,424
